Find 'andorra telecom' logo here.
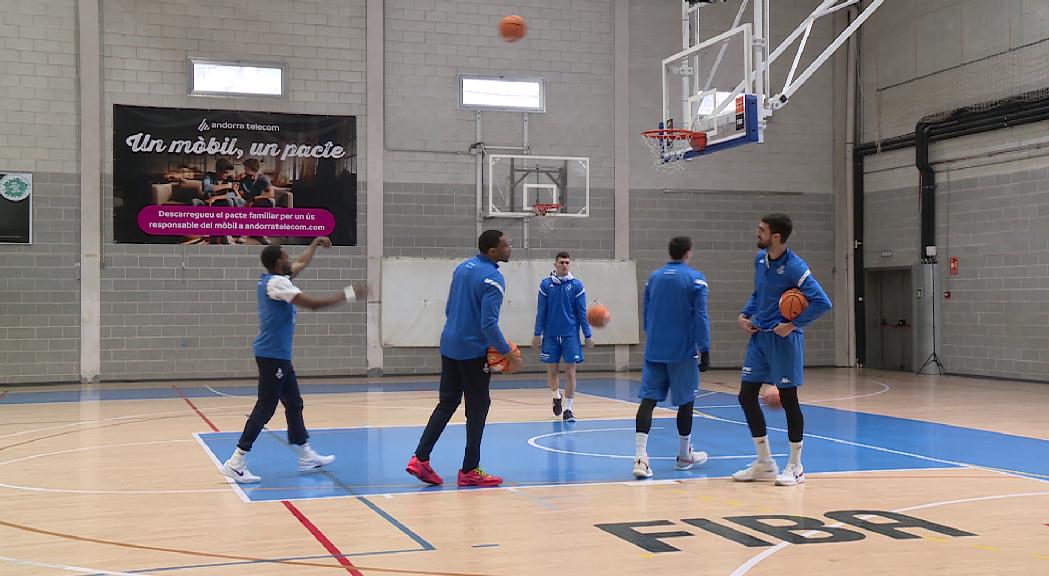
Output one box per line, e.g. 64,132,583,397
197,118,281,133
0,173,31,202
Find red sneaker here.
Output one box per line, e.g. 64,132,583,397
406,455,443,485
457,467,503,487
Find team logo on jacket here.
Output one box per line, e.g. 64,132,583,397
777,265,786,275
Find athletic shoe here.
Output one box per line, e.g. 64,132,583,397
297,445,335,471
406,455,443,485
222,460,261,484
775,463,805,486
562,409,576,423
732,459,779,482
633,457,653,479
674,448,709,470
553,396,563,416
457,467,503,487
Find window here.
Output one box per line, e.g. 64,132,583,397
458,75,545,112
189,59,285,98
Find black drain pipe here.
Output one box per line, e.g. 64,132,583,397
852,93,1049,365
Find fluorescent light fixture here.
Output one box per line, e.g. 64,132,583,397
459,75,545,112
189,59,285,98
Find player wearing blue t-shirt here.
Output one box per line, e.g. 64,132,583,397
632,236,711,480
221,237,367,484
733,214,831,487
532,252,593,422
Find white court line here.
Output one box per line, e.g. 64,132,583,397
697,380,891,408
205,385,244,398
526,427,786,460
193,432,250,503
596,393,1049,484
0,555,141,576
0,402,256,441
0,440,236,496
729,489,1049,576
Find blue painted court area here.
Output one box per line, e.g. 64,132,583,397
196,390,1049,501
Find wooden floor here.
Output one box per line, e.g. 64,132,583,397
1,368,1048,575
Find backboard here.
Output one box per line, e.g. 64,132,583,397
646,0,886,168
485,154,590,219
657,18,764,161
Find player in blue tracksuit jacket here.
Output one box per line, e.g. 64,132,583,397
532,251,593,422
632,236,711,480
407,230,520,488
733,213,832,487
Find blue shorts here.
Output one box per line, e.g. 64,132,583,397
640,359,699,407
741,331,805,388
540,334,584,364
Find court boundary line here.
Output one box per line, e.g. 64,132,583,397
729,489,1049,576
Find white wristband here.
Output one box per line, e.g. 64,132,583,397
343,285,356,302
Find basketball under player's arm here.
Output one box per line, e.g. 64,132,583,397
532,281,548,349
482,275,521,373
290,237,333,279
789,269,832,330
574,282,594,349
693,276,711,371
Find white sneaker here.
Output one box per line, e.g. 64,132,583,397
633,457,654,479
775,463,805,486
298,445,335,471
732,459,779,482
675,448,709,470
222,460,261,484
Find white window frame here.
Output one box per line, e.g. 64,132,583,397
188,58,287,98
458,75,545,113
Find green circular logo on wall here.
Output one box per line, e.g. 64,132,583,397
0,174,31,202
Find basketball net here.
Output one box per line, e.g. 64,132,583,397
640,129,706,172
532,203,560,232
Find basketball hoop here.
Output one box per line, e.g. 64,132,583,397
532,203,561,232
640,129,706,171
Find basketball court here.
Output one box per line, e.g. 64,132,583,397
2,370,1048,575
3,0,1049,574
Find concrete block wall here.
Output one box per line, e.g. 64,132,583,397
0,0,842,382
861,0,1049,142
861,1,1049,382
98,0,369,380
381,0,617,374
0,0,80,384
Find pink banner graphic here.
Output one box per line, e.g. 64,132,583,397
138,206,335,237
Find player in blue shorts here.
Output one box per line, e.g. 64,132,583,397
532,251,593,422
633,236,711,479
733,214,831,486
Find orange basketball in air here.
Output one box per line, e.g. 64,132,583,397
499,15,527,42
587,303,611,328
779,288,809,321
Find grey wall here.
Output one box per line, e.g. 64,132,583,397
860,0,1049,142
627,0,839,370
861,0,1049,381
98,0,369,380
382,0,617,374
2,0,843,383
0,0,80,384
